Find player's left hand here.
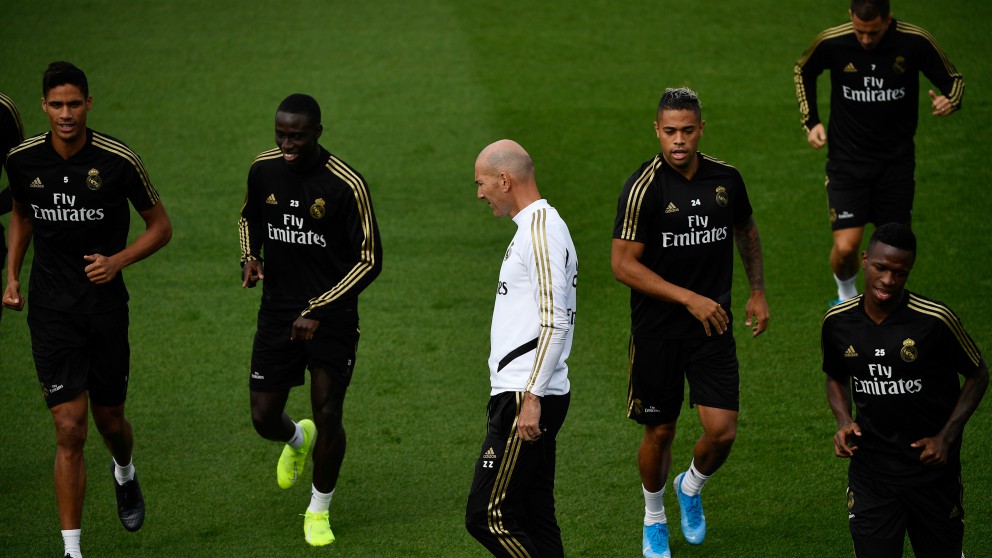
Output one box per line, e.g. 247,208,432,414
291,315,320,342
911,435,950,466
744,290,770,337
929,90,954,117
517,392,544,442
84,253,123,284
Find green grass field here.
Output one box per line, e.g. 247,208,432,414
1,1,990,556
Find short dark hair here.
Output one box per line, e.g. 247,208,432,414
43,61,89,98
277,93,321,126
657,87,701,118
868,223,916,255
851,0,890,21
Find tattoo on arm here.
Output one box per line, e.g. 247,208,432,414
734,217,765,292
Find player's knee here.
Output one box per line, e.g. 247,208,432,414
313,399,344,432
833,236,861,258
94,416,127,440
705,427,737,451
645,423,677,447
54,420,88,450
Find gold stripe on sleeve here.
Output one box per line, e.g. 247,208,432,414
619,156,662,241
0,92,24,141
526,209,554,393
92,132,160,205
303,154,378,314
907,294,981,366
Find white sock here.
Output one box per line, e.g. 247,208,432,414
113,457,135,485
681,460,710,497
642,484,666,525
308,485,334,514
62,528,82,558
834,274,858,301
286,422,304,449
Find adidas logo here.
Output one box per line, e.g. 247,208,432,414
843,62,857,73
265,194,277,205
483,447,496,459
664,202,679,214
844,346,858,358
30,177,44,188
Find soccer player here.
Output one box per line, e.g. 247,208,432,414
465,139,578,557
239,93,382,547
0,91,25,325
794,0,963,305
822,223,987,557
3,62,172,558
612,87,769,558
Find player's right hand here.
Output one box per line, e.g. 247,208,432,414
2,280,24,311
807,123,826,150
833,422,861,458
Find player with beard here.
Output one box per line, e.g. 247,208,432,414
613,87,769,557
465,139,577,557
795,0,963,306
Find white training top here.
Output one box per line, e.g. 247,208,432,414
489,199,577,397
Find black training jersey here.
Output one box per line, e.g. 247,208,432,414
795,19,963,163
1,91,25,215
6,129,160,313
822,292,982,484
1,92,24,171
239,145,382,324
613,153,752,339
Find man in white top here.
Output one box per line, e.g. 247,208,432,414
465,139,578,557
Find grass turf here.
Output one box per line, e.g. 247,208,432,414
1,1,990,556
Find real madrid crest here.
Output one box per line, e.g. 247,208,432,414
86,168,103,191
310,198,326,219
893,55,906,75
504,242,513,261
900,339,918,362
829,207,838,224
715,185,728,207
631,398,643,416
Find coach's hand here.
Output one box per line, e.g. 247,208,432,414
911,435,950,467
517,392,543,442
242,260,264,288
806,123,826,149
84,253,123,284
2,280,24,311
686,293,728,336
291,315,320,342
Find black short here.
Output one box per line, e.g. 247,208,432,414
825,159,915,231
626,332,739,425
847,466,964,558
249,309,360,392
27,304,130,408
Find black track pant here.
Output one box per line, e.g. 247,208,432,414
466,391,570,558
